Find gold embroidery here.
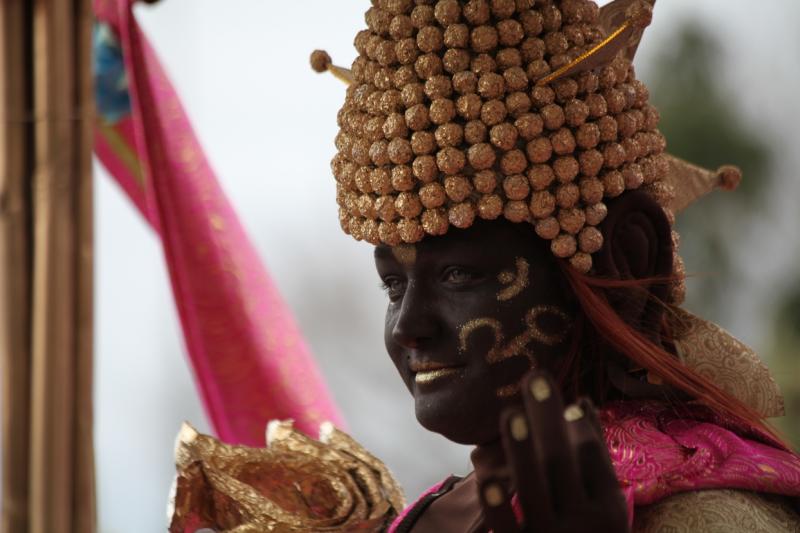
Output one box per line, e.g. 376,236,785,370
633,490,800,533
668,307,784,418
497,258,530,302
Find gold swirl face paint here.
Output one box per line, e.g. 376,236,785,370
497,257,530,302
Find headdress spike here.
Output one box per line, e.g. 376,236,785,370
663,154,742,214
310,49,354,85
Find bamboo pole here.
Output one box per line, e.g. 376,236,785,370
0,1,33,532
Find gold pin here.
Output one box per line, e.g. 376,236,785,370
564,404,585,422
510,414,529,441
530,377,551,401
483,483,505,507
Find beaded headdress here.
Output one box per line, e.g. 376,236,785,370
313,0,741,303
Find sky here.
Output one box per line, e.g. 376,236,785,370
93,2,800,531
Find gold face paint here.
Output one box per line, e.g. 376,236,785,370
391,244,417,267
497,257,530,302
484,305,572,364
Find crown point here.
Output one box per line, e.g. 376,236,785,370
717,165,742,191
310,49,332,73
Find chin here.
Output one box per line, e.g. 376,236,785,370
413,392,502,445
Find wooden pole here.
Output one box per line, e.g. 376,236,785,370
0,0,95,530
0,1,33,531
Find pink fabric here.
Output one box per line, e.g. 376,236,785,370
387,479,449,533
397,401,800,530
93,0,343,445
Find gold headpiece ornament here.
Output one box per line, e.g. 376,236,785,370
313,0,741,302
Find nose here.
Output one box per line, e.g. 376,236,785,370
391,279,440,349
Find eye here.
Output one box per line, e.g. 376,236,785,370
442,266,480,285
380,277,406,301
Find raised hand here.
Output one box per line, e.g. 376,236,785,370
477,371,629,533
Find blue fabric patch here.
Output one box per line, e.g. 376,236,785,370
93,22,131,124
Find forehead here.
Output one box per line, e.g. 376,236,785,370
374,220,548,264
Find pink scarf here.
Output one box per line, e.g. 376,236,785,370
391,401,800,530
92,0,343,445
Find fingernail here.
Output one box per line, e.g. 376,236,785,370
529,376,551,401
564,404,584,422
510,414,528,441
483,483,505,507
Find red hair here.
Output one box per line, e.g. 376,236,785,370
557,262,783,444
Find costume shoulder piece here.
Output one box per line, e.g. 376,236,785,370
168,421,405,532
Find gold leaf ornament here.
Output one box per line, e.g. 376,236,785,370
168,421,405,532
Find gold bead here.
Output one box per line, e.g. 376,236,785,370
457,93,483,120
398,217,425,243
405,103,431,131
478,72,506,100
363,219,381,244
622,164,644,190
565,99,590,127
412,154,439,182
401,82,425,107
500,149,528,175
390,15,415,40
541,103,565,130
490,122,519,151
370,140,391,166
504,200,530,222
417,25,445,53
579,178,604,204
515,113,544,141
444,48,471,74
415,52,444,79
506,92,532,117
444,175,473,202
434,0,462,26
496,48,523,69
391,165,415,191
372,168,394,195
578,226,603,253
473,170,498,193
569,252,592,273
388,138,413,164
471,53,498,75
467,143,497,170
471,25,499,53
584,202,608,225
411,131,437,155
553,156,579,183
556,183,580,208
435,122,464,148
395,38,420,65
478,194,504,219
491,0,516,20
379,221,402,246
530,190,556,219
535,216,560,239
425,75,453,100
449,202,477,228
453,71,478,94
410,4,435,27
419,182,447,208
519,9,543,37
525,137,552,164
503,174,530,201
603,143,626,169
528,164,555,191
498,19,525,46
422,208,450,235
551,234,577,259
444,23,470,48
465,120,489,144
375,192,398,221
551,127,576,155
463,0,491,26
437,146,467,174
395,191,423,218
576,122,600,149
481,100,509,126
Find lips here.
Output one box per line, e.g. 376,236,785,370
410,360,464,385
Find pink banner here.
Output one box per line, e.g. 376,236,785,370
93,0,343,445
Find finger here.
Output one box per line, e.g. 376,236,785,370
523,371,584,514
564,401,620,502
500,408,554,531
578,397,604,441
478,478,519,533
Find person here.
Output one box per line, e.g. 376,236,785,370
170,0,800,530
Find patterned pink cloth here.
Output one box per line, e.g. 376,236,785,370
391,401,800,530
92,0,344,445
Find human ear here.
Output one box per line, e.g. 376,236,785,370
593,190,673,338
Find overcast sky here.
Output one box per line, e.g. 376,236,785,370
93,2,800,531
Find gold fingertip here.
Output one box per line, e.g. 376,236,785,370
530,376,551,401
484,483,505,507
510,414,528,441
564,404,585,422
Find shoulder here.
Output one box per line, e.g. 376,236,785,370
633,489,800,533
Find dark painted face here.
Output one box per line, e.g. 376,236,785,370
374,219,574,445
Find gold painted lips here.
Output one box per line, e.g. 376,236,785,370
411,362,464,385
